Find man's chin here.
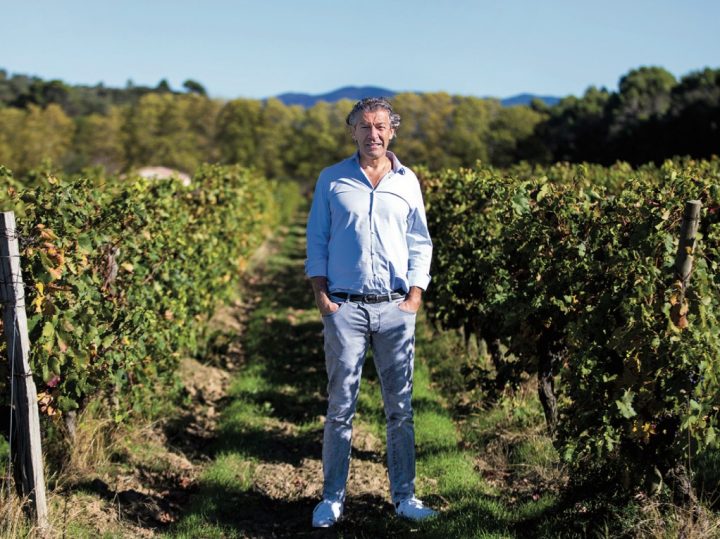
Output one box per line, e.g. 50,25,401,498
360,149,387,160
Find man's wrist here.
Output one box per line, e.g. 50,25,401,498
310,276,337,314
406,286,423,301
310,276,329,294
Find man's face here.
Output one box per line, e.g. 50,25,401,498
352,109,395,161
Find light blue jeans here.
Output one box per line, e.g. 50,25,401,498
321,295,417,504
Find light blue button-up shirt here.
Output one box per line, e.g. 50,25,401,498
305,151,432,294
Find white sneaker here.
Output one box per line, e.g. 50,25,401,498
312,499,343,528
395,497,438,521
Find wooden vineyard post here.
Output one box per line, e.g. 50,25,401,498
666,200,703,507
671,200,702,329
0,211,49,531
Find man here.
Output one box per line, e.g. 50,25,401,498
305,97,436,528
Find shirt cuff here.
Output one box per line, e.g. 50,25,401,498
407,270,431,291
304,259,328,278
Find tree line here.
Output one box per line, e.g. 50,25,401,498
0,66,718,180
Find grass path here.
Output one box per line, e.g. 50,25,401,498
166,217,555,538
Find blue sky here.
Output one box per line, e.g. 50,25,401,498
3,0,718,100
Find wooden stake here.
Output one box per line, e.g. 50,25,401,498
674,200,702,287
671,200,702,329
0,211,49,530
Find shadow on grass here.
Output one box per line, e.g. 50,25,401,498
174,481,320,537
242,318,328,423
176,478,412,538
213,421,322,465
510,477,637,538
73,477,193,531
177,473,516,538
162,413,218,461
413,396,453,416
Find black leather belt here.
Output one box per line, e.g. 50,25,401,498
331,289,405,304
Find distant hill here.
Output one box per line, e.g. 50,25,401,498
275,86,393,107
500,93,561,107
273,86,561,108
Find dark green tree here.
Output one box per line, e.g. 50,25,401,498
534,86,612,163
156,79,172,93
183,79,207,96
666,68,720,158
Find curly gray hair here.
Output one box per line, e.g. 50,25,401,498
345,97,401,130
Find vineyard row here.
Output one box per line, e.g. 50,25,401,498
422,157,720,488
